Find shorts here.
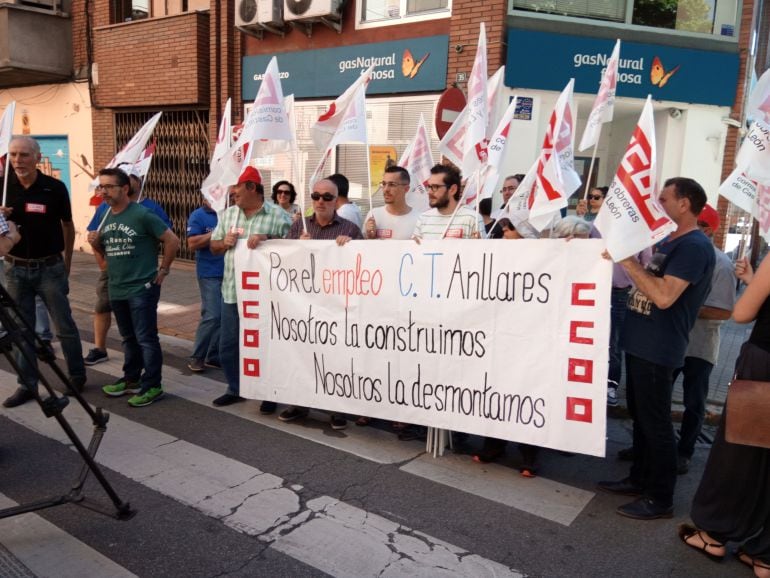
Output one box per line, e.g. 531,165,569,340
95,269,112,314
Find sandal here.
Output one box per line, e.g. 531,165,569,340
677,523,725,562
355,416,371,427
737,549,770,576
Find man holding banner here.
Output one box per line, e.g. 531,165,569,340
210,167,291,408
598,177,714,520
413,165,481,240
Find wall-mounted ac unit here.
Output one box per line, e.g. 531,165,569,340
237,0,284,34
283,0,342,22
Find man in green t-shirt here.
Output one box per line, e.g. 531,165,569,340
87,168,179,407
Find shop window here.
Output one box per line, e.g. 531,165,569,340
511,0,625,23
510,0,739,38
359,0,450,26
112,0,149,22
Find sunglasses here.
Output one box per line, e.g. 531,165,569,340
276,189,292,195
697,221,711,229
311,192,336,202
588,194,604,201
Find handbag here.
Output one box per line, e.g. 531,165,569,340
725,379,770,449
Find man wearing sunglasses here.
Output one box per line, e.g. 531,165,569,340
279,178,362,430
210,166,291,408
1,136,87,408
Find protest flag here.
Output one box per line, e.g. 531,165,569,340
398,114,434,212
211,98,232,168
311,65,374,152
91,111,162,190
462,22,489,177
528,80,581,231
748,68,770,125
595,96,675,261
579,39,620,200
0,100,16,206
234,57,292,148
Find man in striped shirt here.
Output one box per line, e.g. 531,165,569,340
209,167,291,408
412,164,481,240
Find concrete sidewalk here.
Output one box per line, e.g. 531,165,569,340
66,250,749,411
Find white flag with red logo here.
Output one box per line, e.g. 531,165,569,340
595,96,676,261
439,67,504,169
90,111,162,190
756,183,770,242
0,100,16,158
462,23,489,175
748,68,770,124
211,98,232,168
399,114,434,212
579,39,620,151
527,80,581,230
719,120,770,220
235,57,292,148
126,140,155,179
311,65,374,152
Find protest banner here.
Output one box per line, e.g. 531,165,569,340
234,239,611,457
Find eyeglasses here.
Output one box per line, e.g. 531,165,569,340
501,186,517,192
425,184,447,192
311,192,336,202
95,184,123,192
588,194,604,201
380,181,407,189
276,189,292,195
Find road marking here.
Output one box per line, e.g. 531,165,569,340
0,377,522,577
83,345,595,526
0,494,137,578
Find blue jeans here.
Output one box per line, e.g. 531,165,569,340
191,277,222,364
608,287,629,387
626,353,678,507
673,356,714,459
219,301,240,396
111,284,162,394
35,296,53,341
5,260,85,389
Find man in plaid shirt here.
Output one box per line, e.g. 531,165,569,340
210,167,291,407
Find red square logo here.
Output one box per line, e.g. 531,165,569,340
566,397,593,423
243,358,260,377
243,329,259,348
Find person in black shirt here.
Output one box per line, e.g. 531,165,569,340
0,136,86,407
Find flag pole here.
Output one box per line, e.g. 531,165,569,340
365,143,373,215
582,143,599,201
441,187,466,238
1,155,10,208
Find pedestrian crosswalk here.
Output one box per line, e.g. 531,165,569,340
0,343,597,577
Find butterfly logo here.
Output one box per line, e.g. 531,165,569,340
650,56,680,88
402,49,430,79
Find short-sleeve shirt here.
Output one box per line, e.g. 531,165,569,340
187,206,224,279
99,203,170,300
4,170,72,259
622,229,716,368
286,213,363,240
212,202,291,304
685,247,736,364
88,198,172,230
364,206,420,240
413,205,481,239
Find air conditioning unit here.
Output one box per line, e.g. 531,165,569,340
237,0,283,33
283,0,342,22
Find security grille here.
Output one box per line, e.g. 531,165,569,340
114,109,209,261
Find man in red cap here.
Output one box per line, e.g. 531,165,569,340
209,166,291,407
674,203,736,473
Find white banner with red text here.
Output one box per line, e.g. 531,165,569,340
235,239,611,457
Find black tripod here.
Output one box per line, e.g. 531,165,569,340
0,283,134,520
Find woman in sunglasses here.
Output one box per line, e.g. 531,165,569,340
575,186,608,222
271,180,300,220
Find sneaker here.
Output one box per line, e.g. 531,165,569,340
212,393,244,407
278,406,308,422
102,379,141,397
607,386,619,407
188,358,205,372
330,415,347,430
83,348,108,366
127,386,164,407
